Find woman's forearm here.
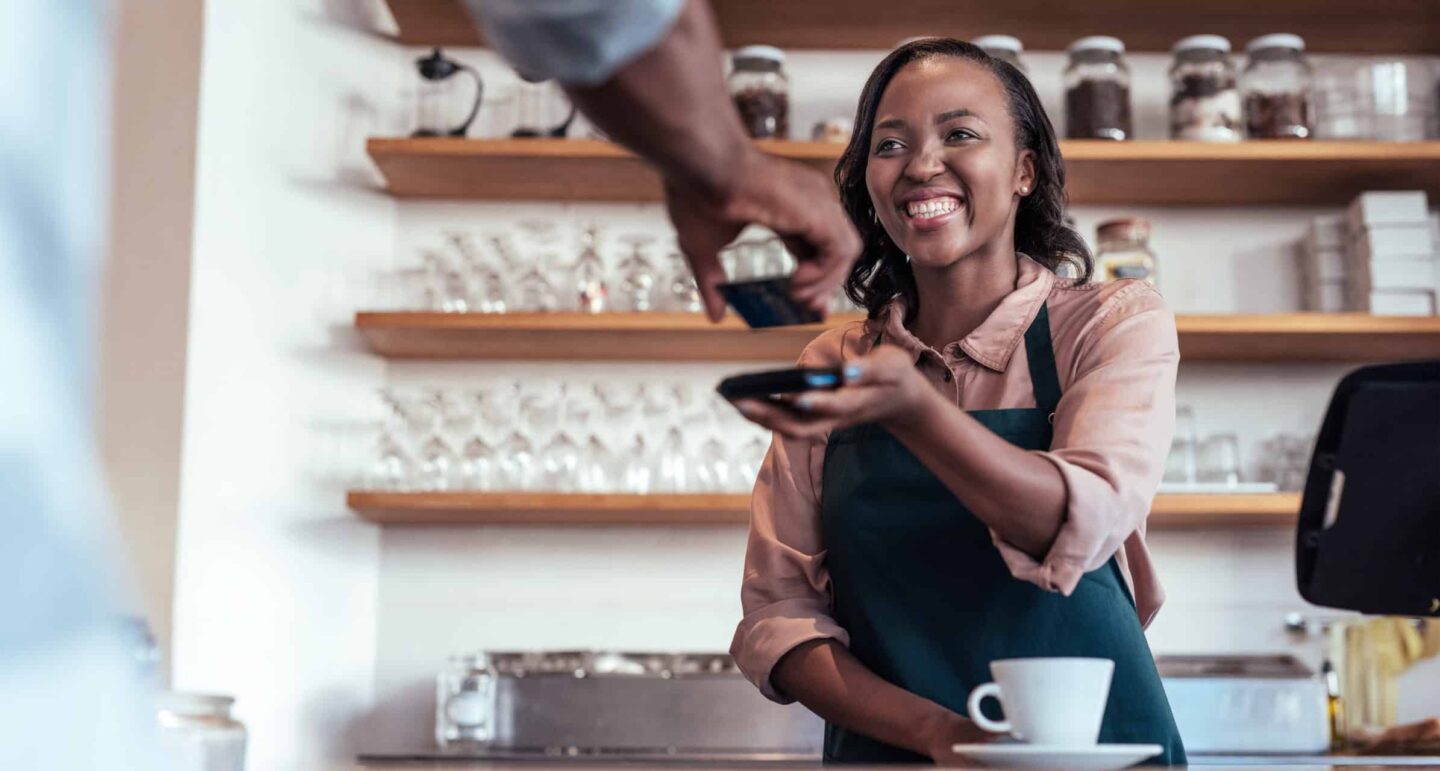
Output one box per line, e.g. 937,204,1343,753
771,639,958,758
886,386,1068,559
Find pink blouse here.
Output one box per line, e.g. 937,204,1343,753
729,254,1180,703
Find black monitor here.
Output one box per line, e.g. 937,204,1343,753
1296,361,1440,617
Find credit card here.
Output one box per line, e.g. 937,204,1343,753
718,276,823,328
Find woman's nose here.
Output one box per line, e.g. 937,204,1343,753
903,141,946,182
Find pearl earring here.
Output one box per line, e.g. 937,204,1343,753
1020,186,1029,194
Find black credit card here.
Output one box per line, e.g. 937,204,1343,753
718,276,823,328
717,367,844,401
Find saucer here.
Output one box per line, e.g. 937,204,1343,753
948,743,1164,769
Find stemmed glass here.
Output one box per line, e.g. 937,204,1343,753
457,389,499,490
594,381,649,493
514,221,563,312
572,223,609,314
415,390,461,491
422,249,471,313
445,231,507,314
366,424,412,490
665,248,703,313
616,234,658,312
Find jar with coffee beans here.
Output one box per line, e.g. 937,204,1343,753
1065,36,1133,140
729,45,790,139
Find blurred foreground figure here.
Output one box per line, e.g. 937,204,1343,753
0,2,157,768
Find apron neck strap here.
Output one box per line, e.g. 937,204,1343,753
1023,302,1062,413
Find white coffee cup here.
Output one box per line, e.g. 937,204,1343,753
965,657,1115,747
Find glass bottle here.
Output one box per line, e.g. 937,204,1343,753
437,653,498,748
1095,218,1156,284
1065,36,1133,140
972,34,1027,74
1169,35,1240,141
728,46,790,139
1242,34,1313,139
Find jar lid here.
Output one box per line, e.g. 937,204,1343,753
733,45,786,65
972,34,1023,54
1246,33,1305,53
1097,217,1151,242
1173,34,1231,54
1068,36,1125,55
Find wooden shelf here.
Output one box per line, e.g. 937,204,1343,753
347,491,1300,527
356,312,836,361
356,312,1440,363
1176,313,1440,362
367,138,1440,206
382,0,1440,54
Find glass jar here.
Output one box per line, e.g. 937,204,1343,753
437,653,498,748
1064,36,1133,140
1169,35,1240,141
729,46,789,139
973,34,1027,74
155,693,247,771
1241,33,1313,139
1095,218,1156,284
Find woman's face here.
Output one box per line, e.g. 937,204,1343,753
864,56,1034,271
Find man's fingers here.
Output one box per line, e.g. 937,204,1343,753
785,208,862,309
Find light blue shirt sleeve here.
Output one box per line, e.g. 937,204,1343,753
462,0,685,85
0,1,158,766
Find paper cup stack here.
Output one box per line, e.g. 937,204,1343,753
1298,215,1347,312
1343,191,1439,315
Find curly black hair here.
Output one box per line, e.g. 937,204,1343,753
836,38,1092,320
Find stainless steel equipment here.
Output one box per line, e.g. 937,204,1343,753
1159,654,1330,755
432,650,823,760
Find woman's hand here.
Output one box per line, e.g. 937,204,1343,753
918,711,999,766
730,345,934,440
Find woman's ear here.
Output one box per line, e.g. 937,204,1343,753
1015,149,1036,197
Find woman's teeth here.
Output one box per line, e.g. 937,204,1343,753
905,197,961,219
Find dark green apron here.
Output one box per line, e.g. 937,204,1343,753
819,303,1186,765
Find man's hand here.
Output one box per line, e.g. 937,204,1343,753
664,148,861,322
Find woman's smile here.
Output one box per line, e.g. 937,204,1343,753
898,187,967,232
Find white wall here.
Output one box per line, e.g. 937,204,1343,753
168,0,404,768
360,45,1440,752
99,0,206,673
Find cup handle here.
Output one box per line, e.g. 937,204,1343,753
966,682,1011,735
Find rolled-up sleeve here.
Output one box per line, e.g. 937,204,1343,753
992,284,1179,600
730,346,850,703
463,0,685,85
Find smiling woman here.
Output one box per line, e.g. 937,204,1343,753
726,39,1187,766
836,39,1093,321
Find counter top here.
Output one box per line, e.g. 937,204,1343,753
357,760,1440,770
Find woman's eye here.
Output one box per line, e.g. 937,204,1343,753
875,138,902,152
947,128,977,142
